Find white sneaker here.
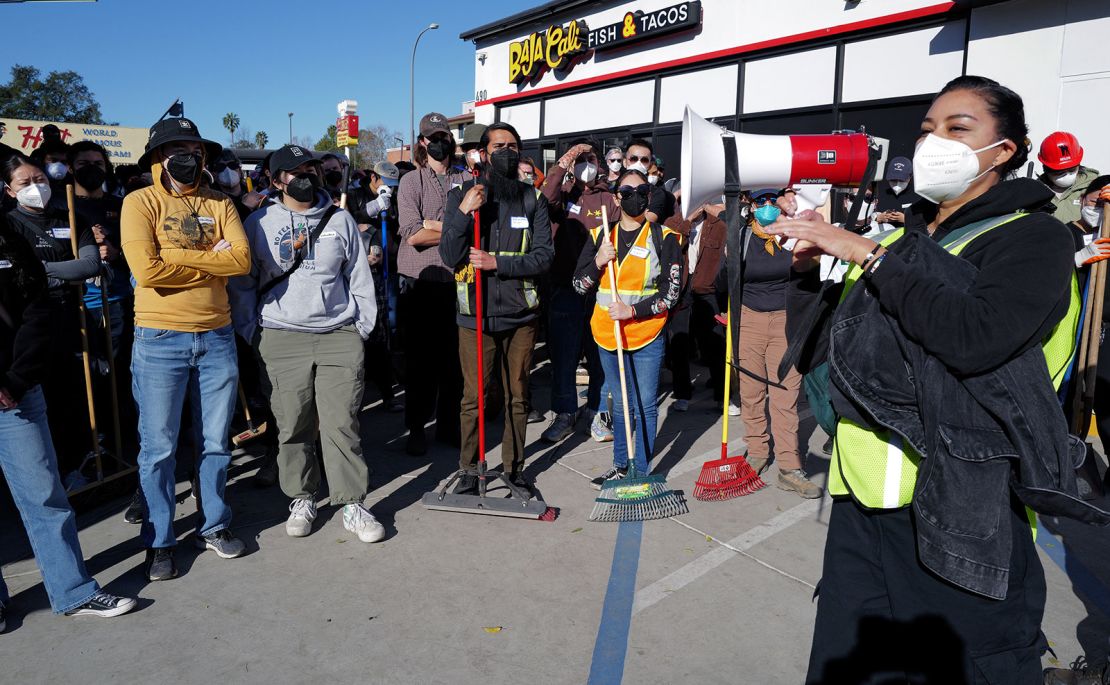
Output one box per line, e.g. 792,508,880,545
343,503,386,543
673,399,689,412
286,498,317,537
728,403,742,417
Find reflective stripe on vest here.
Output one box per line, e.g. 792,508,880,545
590,222,672,351
828,213,1082,508
454,222,537,316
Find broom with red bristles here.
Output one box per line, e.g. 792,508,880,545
693,303,766,501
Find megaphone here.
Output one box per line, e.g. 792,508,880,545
680,107,887,218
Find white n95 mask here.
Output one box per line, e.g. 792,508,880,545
913,134,1005,204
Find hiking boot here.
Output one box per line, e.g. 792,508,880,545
672,399,689,412
145,548,177,581
746,455,770,476
454,474,478,495
406,429,427,456
822,436,834,456
1043,655,1109,685
778,469,822,499
64,591,137,619
591,466,628,490
286,498,317,538
343,504,386,543
123,489,144,524
527,408,546,424
541,412,576,444
590,412,614,443
195,529,246,559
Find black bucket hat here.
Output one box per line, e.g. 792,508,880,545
138,117,221,170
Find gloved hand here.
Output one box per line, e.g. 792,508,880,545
368,193,391,216
377,185,392,198
1075,237,1110,267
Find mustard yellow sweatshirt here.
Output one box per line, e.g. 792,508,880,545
121,162,251,332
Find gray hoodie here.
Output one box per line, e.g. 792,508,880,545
230,190,376,341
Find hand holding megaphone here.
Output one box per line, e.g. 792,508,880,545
766,210,879,271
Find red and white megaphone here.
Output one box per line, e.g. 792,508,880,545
680,106,887,218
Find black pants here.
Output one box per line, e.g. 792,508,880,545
807,498,1046,685
398,278,462,438
666,287,694,401
691,291,724,402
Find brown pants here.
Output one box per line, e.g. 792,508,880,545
458,321,537,474
737,306,803,471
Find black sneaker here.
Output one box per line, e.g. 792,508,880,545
64,591,137,618
406,429,427,456
541,412,577,444
591,466,628,491
123,489,144,524
508,472,534,498
195,530,245,559
527,408,545,424
454,474,478,495
145,547,177,581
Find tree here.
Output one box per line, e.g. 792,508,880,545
313,123,402,168
314,125,339,153
255,131,269,149
222,112,240,145
231,126,254,149
0,64,105,123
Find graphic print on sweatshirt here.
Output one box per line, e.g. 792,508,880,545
160,209,217,249
273,219,316,264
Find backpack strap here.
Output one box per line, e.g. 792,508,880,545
260,204,341,296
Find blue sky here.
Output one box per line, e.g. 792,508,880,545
0,0,524,148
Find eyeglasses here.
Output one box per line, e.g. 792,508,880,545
618,185,651,197
625,154,650,164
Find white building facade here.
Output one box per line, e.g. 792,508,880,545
461,0,1110,178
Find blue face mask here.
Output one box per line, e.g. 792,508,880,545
753,204,781,227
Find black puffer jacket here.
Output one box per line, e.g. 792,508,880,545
0,220,51,401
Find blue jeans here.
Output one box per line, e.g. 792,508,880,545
597,335,665,475
547,287,587,415
0,386,99,613
131,324,238,549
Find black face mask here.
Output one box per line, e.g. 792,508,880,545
620,191,649,218
324,170,344,188
165,153,203,186
490,148,520,179
285,173,319,203
74,165,107,192
426,138,454,162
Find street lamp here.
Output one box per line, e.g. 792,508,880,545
393,136,405,161
410,22,439,164
288,112,294,144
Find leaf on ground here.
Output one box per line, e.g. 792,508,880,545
705,535,712,542
337,539,346,543
483,626,503,633
571,527,583,533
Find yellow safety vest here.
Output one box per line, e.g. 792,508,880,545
829,213,1082,508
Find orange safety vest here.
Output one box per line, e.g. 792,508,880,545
589,222,674,352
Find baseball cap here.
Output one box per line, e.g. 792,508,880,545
419,112,451,138
461,123,487,150
373,161,400,187
269,144,319,174
886,156,912,182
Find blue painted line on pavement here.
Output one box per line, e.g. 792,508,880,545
588,520,644,685
1037,520,1110,620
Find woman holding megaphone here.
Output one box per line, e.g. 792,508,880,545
771,75,1107,683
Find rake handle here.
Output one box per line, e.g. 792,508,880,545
721,301,732,460
601,207,636,474
67,184,103,477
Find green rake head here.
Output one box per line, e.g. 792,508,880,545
589,474,688,522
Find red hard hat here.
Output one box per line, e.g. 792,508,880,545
1038,131,1084,171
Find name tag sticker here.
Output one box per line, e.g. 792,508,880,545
452,183,463,190
196,216,215,225
510,216,529,229
318,230,338,239
51,227,71,240
629,246,650,259
567,203,582,215
0,260,12,269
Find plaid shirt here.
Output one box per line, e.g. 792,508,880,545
397,165,470,282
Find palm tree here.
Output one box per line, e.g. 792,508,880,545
255,131,269,149
222,112,240,145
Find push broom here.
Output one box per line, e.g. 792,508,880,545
693,304,766,501
589,206,687,523
422,175,555,520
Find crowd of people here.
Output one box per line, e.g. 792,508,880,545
1,73,1109,683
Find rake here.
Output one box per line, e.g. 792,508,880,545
589,207,687,522
693,303,766,501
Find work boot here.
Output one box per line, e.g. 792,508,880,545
454,474,478,495
406,429,427,456
778,469,822,499
541,413,576,444
746,454,769,476
123,489,144,524
1043,656,1109,685
145,548,177,581
195,530,246,559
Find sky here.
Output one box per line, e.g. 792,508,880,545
0,0,525,148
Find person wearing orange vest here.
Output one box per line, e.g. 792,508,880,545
572,169,682,487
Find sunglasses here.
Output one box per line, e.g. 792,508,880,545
752,195,777,205
625,154,650,164
618,185,651,197
210,160,241,173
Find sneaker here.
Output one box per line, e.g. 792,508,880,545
541,412,577,444
342,503,386,543
195,530,246,559
778,469,822,499
64,591,137,618
406,429,427,456
145,547,177,581
508,471,535,498
672,399,689,412
527,408,546,424
286,498,317,538
822,436,834,456
575,365,590,385
728,403,742,417
590,466,628,490
1043,655,1109,685
590,412,614,443
123,489,144,524
454,474,478,495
